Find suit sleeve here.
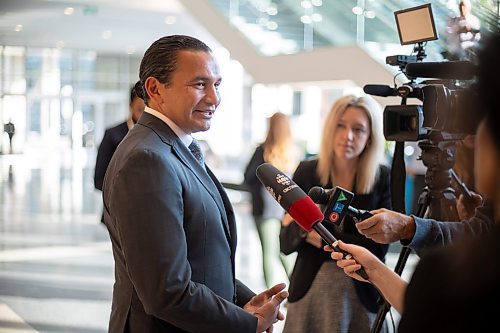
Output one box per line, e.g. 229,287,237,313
110,149,257,333
235,279,256,307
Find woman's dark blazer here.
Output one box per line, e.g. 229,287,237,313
243,145,266,217
280,158,392,312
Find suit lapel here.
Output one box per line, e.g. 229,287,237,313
206,166,236,253
138,113,233,245
172,145,232,244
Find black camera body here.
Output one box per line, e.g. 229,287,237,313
382,81,479,142
365,2,481,142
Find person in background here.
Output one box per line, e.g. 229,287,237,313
244,112,302,288
329,32,500,332
94,85,145,218
4,120,15,154
280,95,391,333
444,0,481,61
102,35,287,333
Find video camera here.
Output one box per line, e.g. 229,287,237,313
364,3,481,142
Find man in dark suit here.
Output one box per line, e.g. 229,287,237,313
102,35,288,333
94,86,145,193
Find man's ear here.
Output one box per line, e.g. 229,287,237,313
144,77,162,107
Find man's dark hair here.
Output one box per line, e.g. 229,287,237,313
136,35,212,103
477,32,500,148
129,84,140,104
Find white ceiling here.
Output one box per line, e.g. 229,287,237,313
0,0,220,55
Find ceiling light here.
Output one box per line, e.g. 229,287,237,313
14,24,23,32
164,16,176,25
64,7,74,15
352,6,363,15
267,6,278,16
311,0,323,6
102,30,112,39
300,15,312,24
364,11,376,19
267,21,278,30
301,1,312,9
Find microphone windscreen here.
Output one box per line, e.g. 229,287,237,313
363,84,396,97
308,186,330,204
405,61,476,80
288,195,324,232
256,163,323,232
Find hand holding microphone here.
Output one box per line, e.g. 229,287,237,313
256,163,369,280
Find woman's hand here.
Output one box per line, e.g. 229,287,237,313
324,240,383,281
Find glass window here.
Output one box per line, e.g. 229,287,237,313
29,100,41,133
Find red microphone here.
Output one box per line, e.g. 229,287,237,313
256,163,369,280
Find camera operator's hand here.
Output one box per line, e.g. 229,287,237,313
457,192,483,220
355,208,416,243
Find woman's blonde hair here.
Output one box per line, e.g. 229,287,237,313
263,112,299,173
317,95,385,194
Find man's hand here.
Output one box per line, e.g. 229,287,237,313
244,283,288,333
355,208,416,244
457,192,482,220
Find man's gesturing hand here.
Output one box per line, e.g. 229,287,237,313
244,282,288,333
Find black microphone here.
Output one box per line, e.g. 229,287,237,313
363,84,397,97
256,163,369,280
308,186,373,224
405,61,476,80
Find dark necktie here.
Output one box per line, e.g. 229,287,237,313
188,139,204,165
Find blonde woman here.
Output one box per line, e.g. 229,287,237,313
244,112,302,288
280,95,391,333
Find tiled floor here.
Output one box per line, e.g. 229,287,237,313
0,148,418,333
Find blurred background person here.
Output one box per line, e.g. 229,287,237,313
244,112,302,288
444,0,481,61
280,95,391,333
3,120,15,154
94,84,145,222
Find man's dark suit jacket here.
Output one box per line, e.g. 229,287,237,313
102,112,257,333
